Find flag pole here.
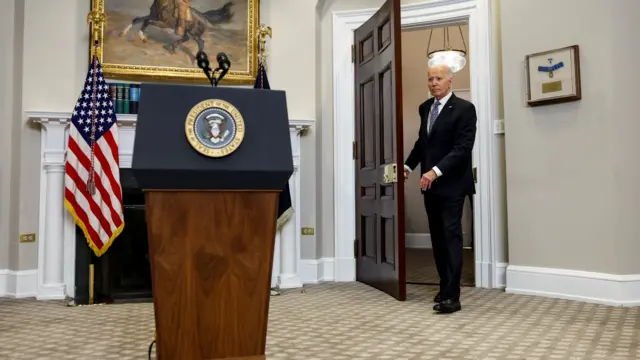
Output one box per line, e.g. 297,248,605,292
86,9,107,195
87,7,108,60
87,7,105,306
256,24,283,297
257,24,272,71
66,6,124,306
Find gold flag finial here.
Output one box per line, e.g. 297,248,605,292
87,8,108,59
257,24,272,69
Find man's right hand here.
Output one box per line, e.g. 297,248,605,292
403,168,410,181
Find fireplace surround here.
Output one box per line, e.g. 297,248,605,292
27,111,313,300
73,168,152,304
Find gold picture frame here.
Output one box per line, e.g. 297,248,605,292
524,45,581,107
89,0,260,85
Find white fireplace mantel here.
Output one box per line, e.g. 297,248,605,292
26,110,313,300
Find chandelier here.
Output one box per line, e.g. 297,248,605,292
426,25,468,73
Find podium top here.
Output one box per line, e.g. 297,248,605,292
131,84,293,191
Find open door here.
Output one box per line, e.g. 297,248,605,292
354,0,406,301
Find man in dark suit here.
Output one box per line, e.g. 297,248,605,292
404,64,477,314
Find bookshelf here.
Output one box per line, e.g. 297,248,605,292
106,80,140,116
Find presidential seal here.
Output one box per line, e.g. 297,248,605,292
185,99,245,158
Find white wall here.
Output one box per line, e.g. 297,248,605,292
501,0,640,275
0,0,27,271
0,0,17,271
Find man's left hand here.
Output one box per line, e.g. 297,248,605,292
420,170,438,190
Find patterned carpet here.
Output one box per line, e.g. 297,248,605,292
1,282,640,359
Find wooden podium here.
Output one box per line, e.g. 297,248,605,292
131,84,293,360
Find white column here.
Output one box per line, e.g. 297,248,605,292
278,209,300,288
42,164,65,287
36,117,69,300
292,154,302,280
277,170,301,289
271,232,281,288
273,121,312,289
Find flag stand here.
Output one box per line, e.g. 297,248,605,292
65,8,120,308
88,264,95,305
86,10,106,308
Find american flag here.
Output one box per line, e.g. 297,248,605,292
63,55,124,257
254,61,293,231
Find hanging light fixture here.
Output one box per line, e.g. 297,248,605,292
426,25,468,73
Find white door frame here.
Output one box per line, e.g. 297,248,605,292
332,0,501,288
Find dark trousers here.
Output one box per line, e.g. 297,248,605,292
424,192,465,301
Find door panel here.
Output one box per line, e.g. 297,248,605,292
354,0,406,301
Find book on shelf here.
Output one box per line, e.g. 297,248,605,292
109,82,141,116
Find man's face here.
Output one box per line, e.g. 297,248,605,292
427,65,452,99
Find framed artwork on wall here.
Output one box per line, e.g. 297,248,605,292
90,0,260,85
524,45,581,107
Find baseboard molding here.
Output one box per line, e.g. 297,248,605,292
300,258,335,284
496,262,508,288
506,265,640,307
0,269,38,298
303,258,504,289
405,233,472,249
334,257,356,282
406,233,432,248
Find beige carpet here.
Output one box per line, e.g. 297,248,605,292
1,282,639,359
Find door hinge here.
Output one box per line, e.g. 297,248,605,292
351,44,355,63
473,167,478,183
352,141,357,160
354,239,357,258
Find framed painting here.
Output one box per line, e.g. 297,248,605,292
524,45,581,107
90,0,260,85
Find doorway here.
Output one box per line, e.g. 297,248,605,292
332,0,501,292
400,24,476,288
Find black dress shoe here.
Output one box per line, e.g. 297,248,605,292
433,293,441,303
433,299,461,314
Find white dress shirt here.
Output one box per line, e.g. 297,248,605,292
404,91,454,178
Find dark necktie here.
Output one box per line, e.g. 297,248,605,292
428,100,441,133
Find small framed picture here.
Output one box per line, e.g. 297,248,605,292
524,45,581,107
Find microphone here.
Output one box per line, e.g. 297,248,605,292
195,51,231,87
195,51,214,85
216,52,231,70
215,52,231,84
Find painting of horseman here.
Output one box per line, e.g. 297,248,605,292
91,0,260,84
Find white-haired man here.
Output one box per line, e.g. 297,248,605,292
404,64,477,314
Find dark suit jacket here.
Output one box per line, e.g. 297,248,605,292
404,93,477,197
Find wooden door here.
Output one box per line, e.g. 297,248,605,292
353,0,406,301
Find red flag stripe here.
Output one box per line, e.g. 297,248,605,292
65,162,115,239
67,137,122,229
93,133,123,202
64,188,104,249
102,129,121,167
70,136,123,224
